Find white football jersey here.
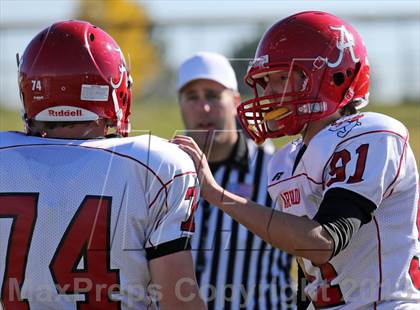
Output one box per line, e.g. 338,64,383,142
0,132,198,310
267,112,420,309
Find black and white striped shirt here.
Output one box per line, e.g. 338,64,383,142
191,133,295,310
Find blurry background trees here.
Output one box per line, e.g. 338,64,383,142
76,0,160,98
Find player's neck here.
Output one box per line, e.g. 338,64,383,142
302,112,341,145
37,122,108,139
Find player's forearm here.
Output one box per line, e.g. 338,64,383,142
207,185,333,265
159,289,206,310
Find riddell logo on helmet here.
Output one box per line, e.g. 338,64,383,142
48,109,83,117
35,106,98,121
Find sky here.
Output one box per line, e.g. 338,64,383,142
0,0,419,108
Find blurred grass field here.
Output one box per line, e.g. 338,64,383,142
1,102,419,167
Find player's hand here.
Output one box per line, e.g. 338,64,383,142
170,135,222,203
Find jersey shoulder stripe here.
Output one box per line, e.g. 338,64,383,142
312,112,408,147
0,132,196,185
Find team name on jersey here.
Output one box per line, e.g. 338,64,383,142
280,188,301,209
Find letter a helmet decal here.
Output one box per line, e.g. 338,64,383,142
326,25,360,68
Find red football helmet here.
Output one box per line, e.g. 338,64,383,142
237,11,370,144
18,20,132,136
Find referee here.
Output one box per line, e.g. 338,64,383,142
176,52,295,310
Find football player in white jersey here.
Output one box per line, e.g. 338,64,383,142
172,11,420,309
0,21,205,310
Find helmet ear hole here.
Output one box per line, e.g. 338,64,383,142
333,72,345,86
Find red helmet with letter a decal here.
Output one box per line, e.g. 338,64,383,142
18,20,133,136
237,11,370,144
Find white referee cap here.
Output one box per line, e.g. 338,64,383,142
177,51,238,92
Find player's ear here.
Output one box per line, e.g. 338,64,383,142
232,90,241,114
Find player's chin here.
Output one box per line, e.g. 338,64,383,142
213,129,231,142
